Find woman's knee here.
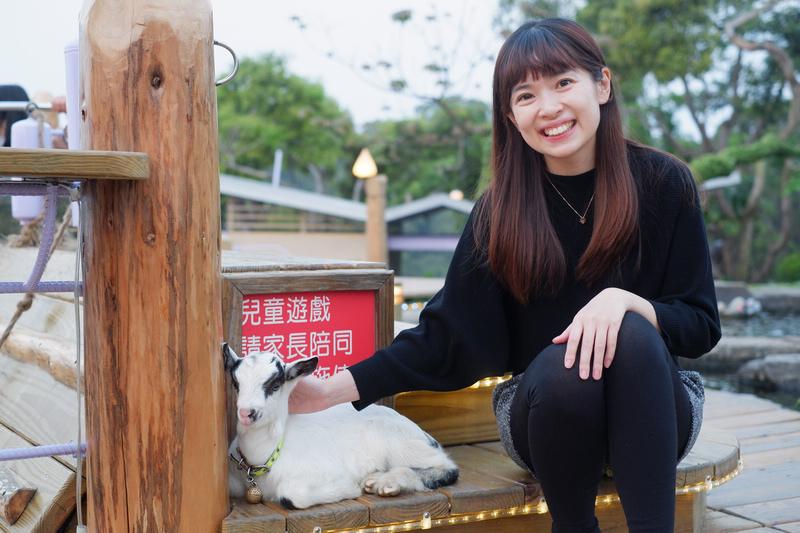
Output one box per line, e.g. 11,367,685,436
613,312,670,368
519,344,569,395
618,311,661,345
516,344,602,409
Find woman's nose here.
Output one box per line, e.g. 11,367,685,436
537,91,563,116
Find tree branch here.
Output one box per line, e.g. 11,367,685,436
681,76,715,153
754,158,794,281
715,49,743,149
742,160,766,219
307,163,327,194
724,0,800,141
711,188,737,219
222,153,271,180
651,107,694,158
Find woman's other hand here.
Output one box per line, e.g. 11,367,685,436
553,288,660,380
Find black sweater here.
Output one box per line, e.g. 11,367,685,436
350,146,721,409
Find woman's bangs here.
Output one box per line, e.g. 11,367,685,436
501,32,583,98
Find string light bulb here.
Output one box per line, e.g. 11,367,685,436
302,449,742,532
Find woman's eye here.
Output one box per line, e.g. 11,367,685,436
557,79,572,88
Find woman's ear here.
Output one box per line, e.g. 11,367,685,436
507,113,519,130
597,67,612,105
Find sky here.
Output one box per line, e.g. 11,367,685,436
0,0,505,128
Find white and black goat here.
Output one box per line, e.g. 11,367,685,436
224,344,459,510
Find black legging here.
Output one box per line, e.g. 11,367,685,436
509,312,693,533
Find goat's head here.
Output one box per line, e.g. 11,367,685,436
222,343,318,428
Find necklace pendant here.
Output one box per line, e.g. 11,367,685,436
547,178,594,227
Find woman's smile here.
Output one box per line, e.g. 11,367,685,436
543,120,575,137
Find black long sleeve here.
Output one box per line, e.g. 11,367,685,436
350,147,721,408
351,216,510,409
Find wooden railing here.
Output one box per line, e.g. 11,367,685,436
225,198,362,233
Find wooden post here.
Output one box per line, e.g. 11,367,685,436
365,174,388,265
79,0,227,531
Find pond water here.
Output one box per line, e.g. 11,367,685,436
708,312,800,411
721,311,800,337
703,372,800,412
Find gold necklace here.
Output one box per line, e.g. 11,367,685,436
546,178,595,225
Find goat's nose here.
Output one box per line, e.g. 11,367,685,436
238,408,254,421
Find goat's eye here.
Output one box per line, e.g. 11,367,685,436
263,381,282,395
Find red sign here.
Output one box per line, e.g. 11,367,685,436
241,290,375,378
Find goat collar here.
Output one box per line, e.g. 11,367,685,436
230,434,284,477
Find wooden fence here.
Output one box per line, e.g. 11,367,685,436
225,198,362,233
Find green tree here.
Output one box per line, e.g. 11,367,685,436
216,54,358,196
497,0,800,282
363,98,491,205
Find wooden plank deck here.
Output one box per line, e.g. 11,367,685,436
0,351,85,533
0,367,794,532
221,385,752,533
701,389,800,532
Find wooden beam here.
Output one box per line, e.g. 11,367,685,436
80,0,227,531
0,148,149,180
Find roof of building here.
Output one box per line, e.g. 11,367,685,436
220,173,475,223
220,173,367,221
386,192,474,220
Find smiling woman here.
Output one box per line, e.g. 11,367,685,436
290,17,721,533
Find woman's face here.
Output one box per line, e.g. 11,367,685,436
507,67,611,176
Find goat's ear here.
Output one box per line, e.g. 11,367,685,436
286,357,318,382
222,343,239,372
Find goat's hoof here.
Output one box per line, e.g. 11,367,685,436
377,483,401,496
362,476,378,493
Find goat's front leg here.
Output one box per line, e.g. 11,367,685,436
362,467,426,496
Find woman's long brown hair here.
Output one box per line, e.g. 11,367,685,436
474,18,639,304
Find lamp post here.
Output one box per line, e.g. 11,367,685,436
353,147,388,265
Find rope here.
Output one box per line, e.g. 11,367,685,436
0,442,86,462
7,212,44,248
30,107,48,150
0,207,73,349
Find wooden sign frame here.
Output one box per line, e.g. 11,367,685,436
221,261,395,437
223,268,394,358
